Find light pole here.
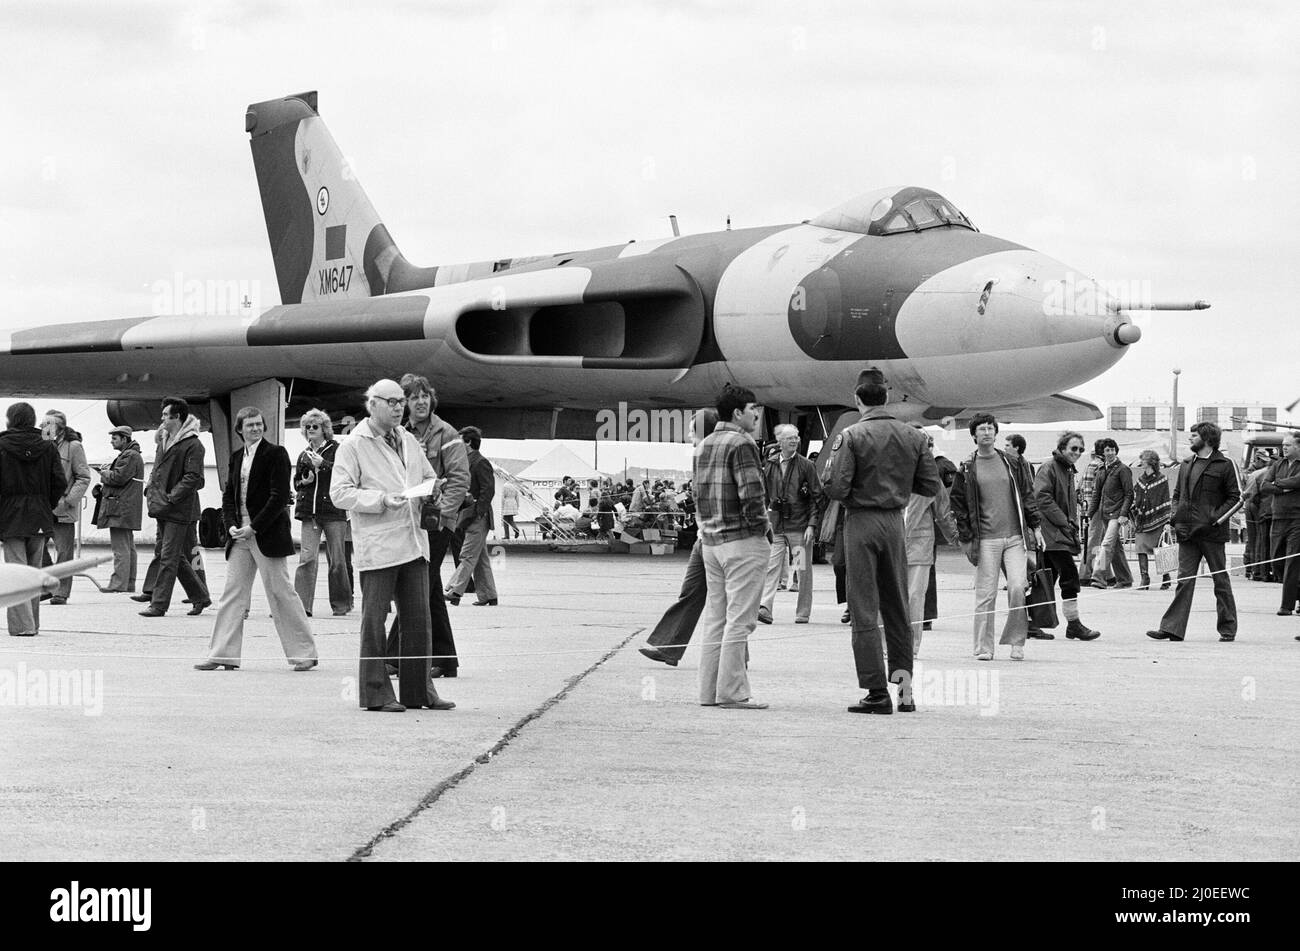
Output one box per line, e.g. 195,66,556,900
1171,367,1182,461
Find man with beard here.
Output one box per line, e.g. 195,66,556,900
1147,422,1242,643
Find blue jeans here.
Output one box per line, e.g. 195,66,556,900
973,536,1028,655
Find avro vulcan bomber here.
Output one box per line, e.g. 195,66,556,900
0,91,1205,472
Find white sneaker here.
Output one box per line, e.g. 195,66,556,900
975,651,993,661
1010,645,1024,661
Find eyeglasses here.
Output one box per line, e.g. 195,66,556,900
372,397,406,410
303,424,321,431
1066,446,1085,453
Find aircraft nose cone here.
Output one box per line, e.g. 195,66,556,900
1102,313,1142,347
1115,322,1142,345
893,248,1137,406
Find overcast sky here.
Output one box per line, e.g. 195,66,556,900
1,0,1296,465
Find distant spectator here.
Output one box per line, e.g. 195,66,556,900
1131,448,1173,590
139,398,211,618
0,402,67,636
93,425,145,593
444,426,499,607
500,480,522,539
1086,438,1134,589
554,476,580,510
40,409,91,604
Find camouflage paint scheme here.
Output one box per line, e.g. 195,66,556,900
0,90,1141,435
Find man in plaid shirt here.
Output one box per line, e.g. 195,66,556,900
693,384,772,710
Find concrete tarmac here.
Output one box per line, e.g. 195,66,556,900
1,545,1296,861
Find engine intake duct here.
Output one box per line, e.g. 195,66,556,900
453,257,705,370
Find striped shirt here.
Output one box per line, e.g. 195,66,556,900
693,422,770,546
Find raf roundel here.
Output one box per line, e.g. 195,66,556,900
316,186,329,215
831,434,844,452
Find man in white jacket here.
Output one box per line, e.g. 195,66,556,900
331,379,455,714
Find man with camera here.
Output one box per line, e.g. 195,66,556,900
758,424,824,625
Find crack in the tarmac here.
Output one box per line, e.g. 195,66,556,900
347,626,645,862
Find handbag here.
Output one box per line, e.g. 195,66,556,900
1152,527,1180,577
1026,552,1059,629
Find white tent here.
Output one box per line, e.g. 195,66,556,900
513,444,604,483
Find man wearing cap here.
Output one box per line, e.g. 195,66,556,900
93,426,145,592
331,379,455,713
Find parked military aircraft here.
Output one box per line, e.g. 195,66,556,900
0,90,1205,481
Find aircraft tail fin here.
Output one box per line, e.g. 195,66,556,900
246,91,435,304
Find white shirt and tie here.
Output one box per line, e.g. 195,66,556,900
239,439,260,528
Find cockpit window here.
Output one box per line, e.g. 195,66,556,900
875,192,975,234
905,199,938,226
812,187,978,236
928,197,971,228
880,212,912,234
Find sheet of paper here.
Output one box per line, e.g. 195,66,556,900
401,478,439,499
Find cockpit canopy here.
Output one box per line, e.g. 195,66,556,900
811,186,976,236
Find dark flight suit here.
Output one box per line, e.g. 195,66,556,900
822,409,941,692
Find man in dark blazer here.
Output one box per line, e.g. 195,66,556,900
444,426,498,606
196,406,318,670
1147,421,1242,643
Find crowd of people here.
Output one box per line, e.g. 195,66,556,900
0,374,513,714
532,475,696,542
639,379,1299,714
5,374,1297,717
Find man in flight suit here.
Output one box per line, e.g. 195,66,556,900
822,381,941,714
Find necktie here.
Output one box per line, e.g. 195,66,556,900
385,430,402,460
